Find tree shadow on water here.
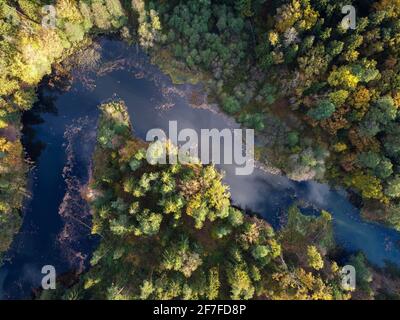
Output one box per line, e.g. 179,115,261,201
21,90,60,162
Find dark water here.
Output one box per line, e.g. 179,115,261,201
1,38,400,299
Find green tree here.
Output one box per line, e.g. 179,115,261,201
287,131,299,147
358,151,381,169
385,175,400,199
307,99,336,120
222,96,241,114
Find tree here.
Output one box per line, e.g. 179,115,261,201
358,151,381,169
228,208,244,227
348,253,372,295
64,22,85,43
307,100,336,120
348,173,383,200
376,96,397,121
375,158,393,179
139,280,154,299
161,238,203,278
384,124,400,160
252,245,270,266
327,40,344,57
327,66,359,89
134,210,163,236
260,83,278,104
352,86,371,109
0,138,12,154
79,1,94,30
222,96,241,114
235,0,253,17
360,96,397,136
239,113,265,130
385,175,400,199
109,215,132,235
287,131,299,147
227,263,255,299
206,267,220,300
212,224,232,239
91,0,112,30
329,90,349,107
307,245,324,270
16,0,41,21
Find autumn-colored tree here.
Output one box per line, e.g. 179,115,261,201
307,245,324,270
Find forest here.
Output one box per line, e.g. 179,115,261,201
42,99,400,300
0,0,400,300
143,0,400,230
43,100,352,300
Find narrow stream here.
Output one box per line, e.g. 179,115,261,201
1,38,400,299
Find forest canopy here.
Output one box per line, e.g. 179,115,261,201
47,100,350,300
0,0,400,300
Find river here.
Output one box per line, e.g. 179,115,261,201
1,38,400,299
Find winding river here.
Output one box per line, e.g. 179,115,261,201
1,38,400,299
